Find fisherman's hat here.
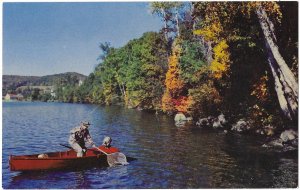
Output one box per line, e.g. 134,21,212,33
81,121,91,127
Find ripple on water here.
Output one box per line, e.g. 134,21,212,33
2,102,298,188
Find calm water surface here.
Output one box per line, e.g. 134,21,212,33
2,102,298,188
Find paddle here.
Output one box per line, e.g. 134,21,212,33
59,144,128,167
60,143,73,149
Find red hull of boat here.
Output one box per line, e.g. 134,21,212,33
9,146,119,171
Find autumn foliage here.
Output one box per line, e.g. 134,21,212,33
162,40,192,114
210,40,230,79
62,2,298,128
164,42,184,96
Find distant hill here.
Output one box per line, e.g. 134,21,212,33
3,72,87,94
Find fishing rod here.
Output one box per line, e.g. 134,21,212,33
81,105,100,123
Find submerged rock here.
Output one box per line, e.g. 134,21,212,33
282,145,297,152
175,120,186,127
262,139,283,148
290,138,298,147
268,139,284,147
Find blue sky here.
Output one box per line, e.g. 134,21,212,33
3,2,162,76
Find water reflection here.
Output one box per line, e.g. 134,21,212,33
73,171,92,189
3,102,298,188
9,170,94,189
9,171,66,189
175,120,186,127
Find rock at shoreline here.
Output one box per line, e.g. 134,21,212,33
280,129,297,142
213,114,227,128
174,112,188,127
218,114,226,125
196,118,209,127
196,114,226,129
174,113,187,122
262,129,298,150
231,119,250,132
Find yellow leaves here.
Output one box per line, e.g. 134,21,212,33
210,40,230,79
240,2,257,17
240,2,282,22
193,6,231,79
194,21,222,42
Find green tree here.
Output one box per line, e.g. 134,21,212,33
31,88,40,101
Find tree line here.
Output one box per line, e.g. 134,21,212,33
60,2,298,129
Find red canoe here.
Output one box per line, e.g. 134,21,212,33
9,146,119,171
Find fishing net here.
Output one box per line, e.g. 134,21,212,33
107,152,129,166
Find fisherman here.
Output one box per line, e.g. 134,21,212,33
69,121,97,157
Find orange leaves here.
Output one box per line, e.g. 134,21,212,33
251,74,269,102
164,41,184,97
174,96,192,113
162,92,192,113
162,40,191,114
165,51,184,96
260,2,282,22
162,90,175,113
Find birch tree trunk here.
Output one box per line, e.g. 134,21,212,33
191,3,196,31
256,5,298,121
161,8,169,42
175,8,180,37
206,41,213,64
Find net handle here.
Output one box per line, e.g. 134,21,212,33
95,147,109,155
95,147,128,166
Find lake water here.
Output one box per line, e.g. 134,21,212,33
2,102,298,188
